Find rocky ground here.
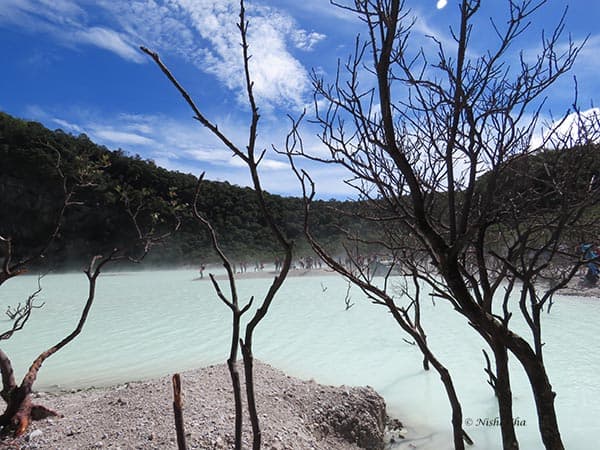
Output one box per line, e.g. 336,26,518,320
6,361,403,450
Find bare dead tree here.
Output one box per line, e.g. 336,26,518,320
0,219,177,436
0,144,103,436
0,144,98,287
1,277,44,342
286,145,472,449
193,173,253,450
141,2,293,449
286,1,597,449
0,169,179,437
0,252,112,436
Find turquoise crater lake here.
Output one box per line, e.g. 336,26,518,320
2,268,598,449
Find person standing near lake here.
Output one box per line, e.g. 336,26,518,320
580,244,599,284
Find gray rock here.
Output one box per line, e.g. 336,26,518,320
310,386,386,450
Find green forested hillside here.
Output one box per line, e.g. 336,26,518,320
4,111,597,272
0,112,352,269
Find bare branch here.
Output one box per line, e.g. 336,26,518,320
1,277,45,341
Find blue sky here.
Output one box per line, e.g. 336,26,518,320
1,0,599,198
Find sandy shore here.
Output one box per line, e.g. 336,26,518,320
194,268,338,282
9,361,394,450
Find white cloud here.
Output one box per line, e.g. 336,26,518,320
52,117,83,132
92,128,156,146
275,1,357,23
93,0,316,110
410,11,458,53
573,34,600,76
184,148,237,165
3,0,322,109
290,28,326,51
24,104,353,197
0,0,34,25
540,108,600,148
74,27,144,63
183,0,315,109
244,18,309,109
38,0,84,18
0,0,85,28
50,109,266,171
259,159,289,170
229,156,288,171
0,0,142,63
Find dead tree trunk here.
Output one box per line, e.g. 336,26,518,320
241,254,292,450
489,337,519,450
0,349,58,437
508,337,563,450
227,314,244,450
172,374,187,450
0,253,111,436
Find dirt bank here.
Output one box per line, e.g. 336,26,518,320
8,361,392,450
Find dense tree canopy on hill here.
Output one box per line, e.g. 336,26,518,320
2,111,598,271
0,112,354,269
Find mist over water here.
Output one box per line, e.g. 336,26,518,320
2,269,599,449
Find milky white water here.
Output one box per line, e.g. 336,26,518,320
1,268,599,449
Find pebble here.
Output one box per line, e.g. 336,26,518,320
26,429,43,441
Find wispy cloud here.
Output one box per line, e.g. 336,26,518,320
24,104,355,196
2,0,327,109
92,128,156,146
87,0,322,110
0,0,85,28
74,27,145,63
52,117,83,132
409,8,464,58
573,34,600,76
275,1,358,23
291,28,326,51
0,0,325,110
0,0,143,63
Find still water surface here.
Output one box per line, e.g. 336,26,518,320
2,268,599,449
